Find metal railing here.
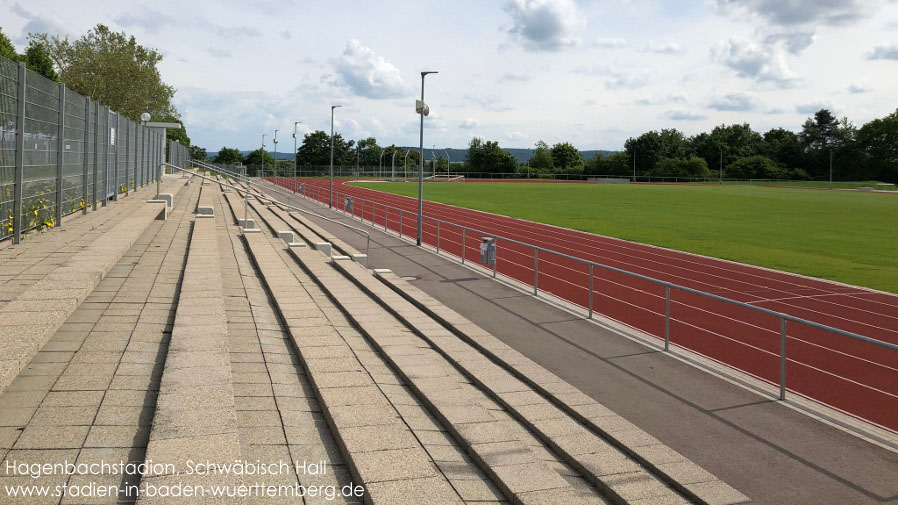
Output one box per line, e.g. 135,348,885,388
186,160,371,256
278,177,898,430
0,54,183,244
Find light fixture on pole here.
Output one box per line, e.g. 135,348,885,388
273,129,279,187
416,71,437,246
379,149,385,180
404,150,410,179
293,121,301,193
329,105,342,208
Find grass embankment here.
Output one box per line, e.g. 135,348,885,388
350,181,898,293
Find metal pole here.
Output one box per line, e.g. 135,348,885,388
445,149,450,178
461,228,465,264
392,150,396,179
273,129,279,188
293,121,300,193
399,212,403,238
719,145,723,185
588,264,594,318
632,146,636,182
12,62,25,244
780,318,787,400
82,96,89,214
493,243,497,278
55,82,64,225
93,102,99,210
417,71,438,246
533,249,539,295
436,221,440,253
330,105,340,208
664,285,671,351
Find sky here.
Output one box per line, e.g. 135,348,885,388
4,0,897,152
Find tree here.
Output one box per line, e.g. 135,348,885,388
855,109,898,183
356,137,382,166
587,152,631,176
651,157,710,178
760,128,804,171
550,142,585,173
528,141,554,173
466,137,518,173
726,155,786,179
689,124,762,172
799,109,857,179
0,27,17,61
189,146,207,161
22,39,58,81
296,130,355,166
624,129,687,174
29,25,179,127
215,147,244,164
244,148,275,175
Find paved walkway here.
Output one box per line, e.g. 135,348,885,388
267,182,898,505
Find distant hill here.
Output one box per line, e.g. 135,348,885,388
221,148,617,163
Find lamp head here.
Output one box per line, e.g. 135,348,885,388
140,112,151,122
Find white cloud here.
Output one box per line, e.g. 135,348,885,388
847,83,871,94
708,92,758,111
206,47,232,58
503,0,586,52
635,95,685,106
796,101,835,114
867,44,898,60
9,2,72,44
462,93,513,112
663,108,707,121
712,37,800,87
113,7,175,34
497,72,531,83
459,118,479,129
333,39,410,99
643,41,684,54
713,0,877,27
591,37,626,49
507,131,527,141
763,31,815,54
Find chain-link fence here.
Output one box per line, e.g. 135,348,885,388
0,55,187,243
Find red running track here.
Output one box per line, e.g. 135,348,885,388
273,177,898,432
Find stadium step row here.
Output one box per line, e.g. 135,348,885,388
221,179,751,505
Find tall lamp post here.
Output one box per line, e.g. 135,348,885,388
379,150,385,179
444,149,451,178
404,150,410,180
391,149,397,180
416,71,437,246
273,129,279,187
261,134,266,180
330,105,342,208
293,121,301,192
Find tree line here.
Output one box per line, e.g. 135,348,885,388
213,108,897,183
1,25,194,152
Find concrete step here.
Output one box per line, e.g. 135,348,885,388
0,179,186,395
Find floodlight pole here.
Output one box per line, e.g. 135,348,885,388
273,129,279,187
404,150,410,179
261,134,266,180
719,145,723,185
330,105,341,208
418,71,437,246
379,150,385,179
632,146,636,182
293,121,300,192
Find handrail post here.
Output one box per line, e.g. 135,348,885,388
399,211,403,238
664,285,671,351
461,228,466,264
437,221,440,253
533,249,539,295
780,318,787,400
493,240,497,278
588,264,594,318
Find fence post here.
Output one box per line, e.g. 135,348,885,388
664,285,671,351
588,264,594,318
92,102,99,210
55,82,65,226
780,318,787,400
82,96,89,214
12,62,25,244
533,249,539,295
113,113,120,200
124,121,130,196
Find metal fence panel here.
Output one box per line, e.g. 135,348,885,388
61,87,85,216
22,67,59,232
0,57,17,240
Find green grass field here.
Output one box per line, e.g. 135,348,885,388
350,181,898,293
